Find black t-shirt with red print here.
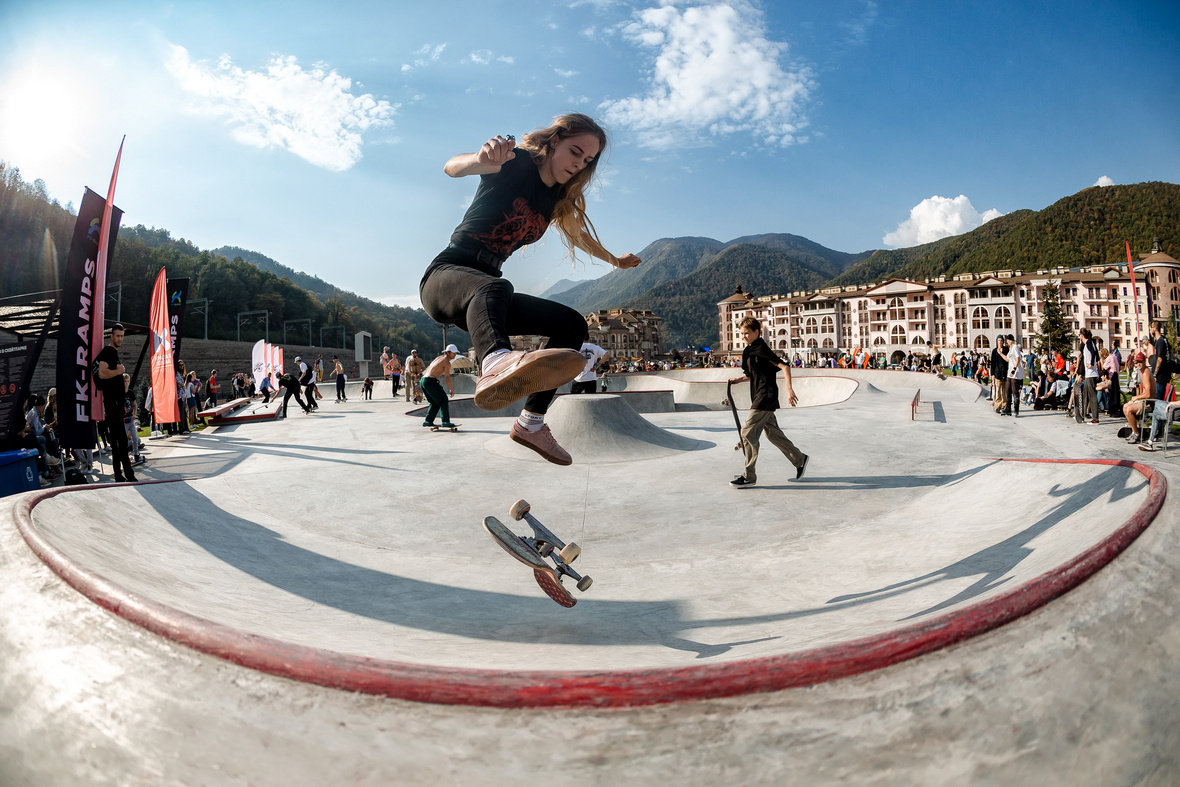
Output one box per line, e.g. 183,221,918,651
448,148,559,259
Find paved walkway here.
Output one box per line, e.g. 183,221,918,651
2,369,1178,784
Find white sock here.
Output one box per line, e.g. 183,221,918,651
482,349,511,374
516,410,545,432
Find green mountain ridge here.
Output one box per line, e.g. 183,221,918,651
622,244,832,350
0,161,466,353
624,182,1180,349
3,159,1175,359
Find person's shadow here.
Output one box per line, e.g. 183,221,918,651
128,461,1146,660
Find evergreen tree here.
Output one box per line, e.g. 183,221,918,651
1034,280,1073,358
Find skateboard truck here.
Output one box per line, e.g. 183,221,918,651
509,499,592,590
483,498,592,607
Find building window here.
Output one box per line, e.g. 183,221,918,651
972,307,991,330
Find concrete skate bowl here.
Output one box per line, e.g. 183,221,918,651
13,457,1164,708
608,370,860,410
483,393,710,463
792,368,985,403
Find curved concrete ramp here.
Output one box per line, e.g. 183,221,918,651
609,373,859,410
16,456,1163,707
484,394,708,463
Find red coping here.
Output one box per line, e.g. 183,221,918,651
12,459,1165,709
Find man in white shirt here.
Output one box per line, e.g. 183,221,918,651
570,342,608,394
1003,333,1025,417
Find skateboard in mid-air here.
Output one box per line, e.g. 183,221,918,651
483,498,592,607
430,423,460,432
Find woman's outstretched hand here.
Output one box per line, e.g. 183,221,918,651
477,135,516,167
614,253,642,269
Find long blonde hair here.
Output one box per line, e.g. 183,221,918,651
521,113,613,265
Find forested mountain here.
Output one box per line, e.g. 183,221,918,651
4,158,1175,358
623,244,832,350
628,183,1178,348
553,236,726,314
553,233,867,316
833,183,1180,286
538,278,582,298
0,161,466,354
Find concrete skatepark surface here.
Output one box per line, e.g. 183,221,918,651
2,369,1179,783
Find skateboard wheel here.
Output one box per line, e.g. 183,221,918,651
576,575,593,592
558,542,581,563
537,541,554,558
509,499,531,520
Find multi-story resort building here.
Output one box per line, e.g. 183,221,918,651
584,308,664,362
507,308,665,362
717,239,1180,364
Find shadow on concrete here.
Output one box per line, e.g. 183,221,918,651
122,460,1146,660
824,463,1145,619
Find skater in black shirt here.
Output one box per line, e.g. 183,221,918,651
728,317,808,489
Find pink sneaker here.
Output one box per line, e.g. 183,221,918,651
510,423,572,466
474,349,585,411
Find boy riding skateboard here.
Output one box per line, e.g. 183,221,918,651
728,316,808,489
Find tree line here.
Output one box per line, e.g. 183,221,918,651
0,161,468,356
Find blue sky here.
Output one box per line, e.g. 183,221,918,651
1,1,1177,309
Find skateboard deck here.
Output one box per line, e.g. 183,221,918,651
1118,426,1132,438
483,498,592,608
431,424,460,432
724,380,744,452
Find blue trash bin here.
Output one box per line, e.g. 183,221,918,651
0,448,41,496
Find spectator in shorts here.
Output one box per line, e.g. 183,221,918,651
1123,356,1155,444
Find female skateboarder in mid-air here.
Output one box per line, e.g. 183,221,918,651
419,113,641,466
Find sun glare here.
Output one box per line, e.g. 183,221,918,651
0,60,92,170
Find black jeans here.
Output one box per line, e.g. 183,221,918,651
103,415,133,480
281,387,308,416
420,251,588,415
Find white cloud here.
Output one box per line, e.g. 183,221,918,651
379,294,423,310
599,1,814,149
469,50,493,65
883,195,1003,247
167,45,396,172
401,43,447,73
555,68,579,78
841,1,878,47
1094,175,1115,187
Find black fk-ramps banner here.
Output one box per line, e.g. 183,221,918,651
56,187,123,448
167,278,189,368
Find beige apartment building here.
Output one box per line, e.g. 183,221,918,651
584,308,664,361
718,240,1179,364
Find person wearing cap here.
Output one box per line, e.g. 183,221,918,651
420,345,459,428
296,356,318,411
332,355,347,402
276,370,312,417
404,350,426,403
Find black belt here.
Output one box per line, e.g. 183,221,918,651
446,243,507,272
